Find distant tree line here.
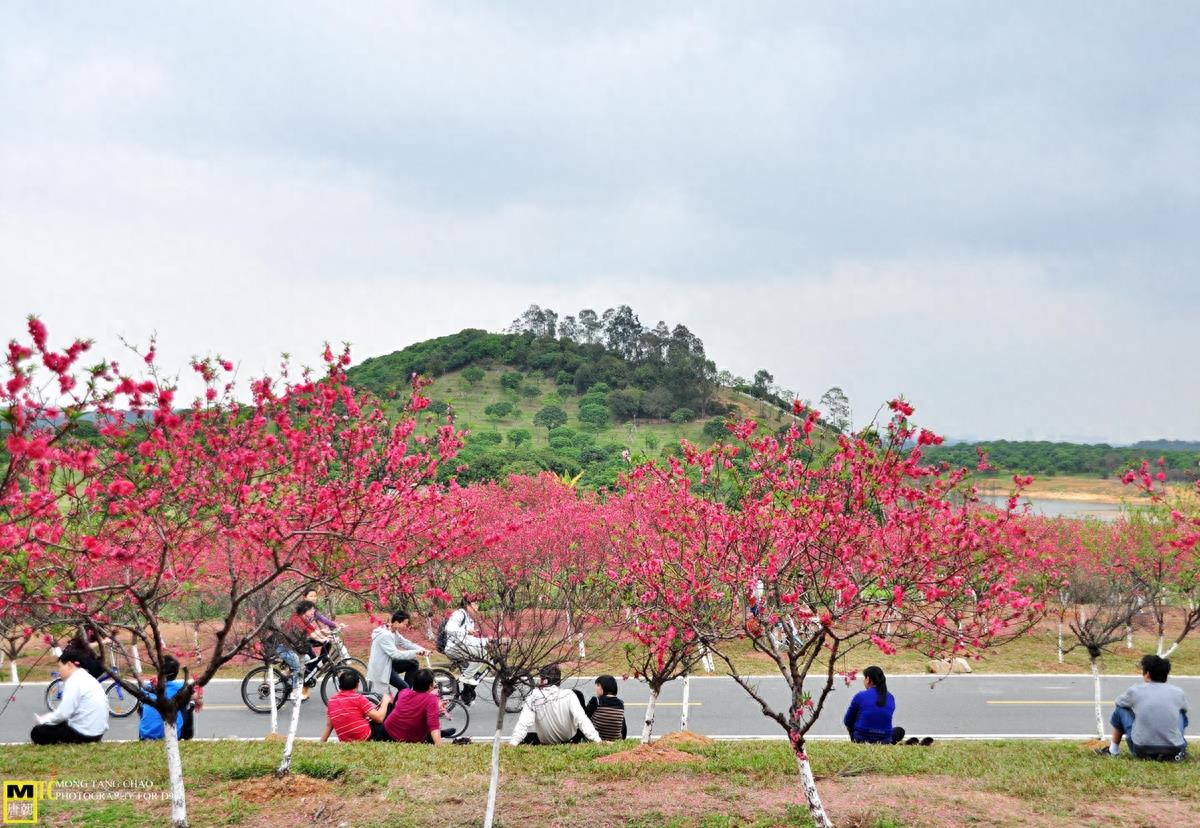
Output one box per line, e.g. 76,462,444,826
924,440,1200,482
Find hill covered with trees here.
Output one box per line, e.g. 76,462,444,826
347,304,817,487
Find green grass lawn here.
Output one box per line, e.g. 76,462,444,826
1,738,1195,827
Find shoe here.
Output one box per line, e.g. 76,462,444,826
301,686,311,701
460,686,476,706
904,737,919,745
1095,746,1115,757
452,736,472,745
920,737,934,746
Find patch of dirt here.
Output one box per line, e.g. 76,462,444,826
594,742,704,766
657,730,714,747
819,775,1200,828
232,773,334,804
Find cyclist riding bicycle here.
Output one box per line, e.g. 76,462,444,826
444,594,489,706
273,600,318,700
302,584,343,669
367,609,427,695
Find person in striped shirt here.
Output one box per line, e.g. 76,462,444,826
584,674,627,741
321,671,391,742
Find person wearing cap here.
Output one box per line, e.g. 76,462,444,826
444,594,489,705
31,646,110,745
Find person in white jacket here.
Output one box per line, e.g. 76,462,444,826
31,647,109,744
444,595,490,705
509,665,601,746
366,610,427,695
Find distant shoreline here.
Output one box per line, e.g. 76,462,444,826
974,475,1158,505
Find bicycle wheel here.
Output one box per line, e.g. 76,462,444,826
320,659,368,705
430,668,459,701
492,669,533,714
45,678,63,712
106,679,140,718
241,664,291,713
440,698,470,738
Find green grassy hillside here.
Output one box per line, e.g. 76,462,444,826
405,364,797,488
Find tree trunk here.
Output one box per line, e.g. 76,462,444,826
1162,640,1179,658
680,674,691,731
276,683,304,777
701,645,715,673
268,664,278,735
163,717,189,827
9,659,17,683
577,634,587,660
640,686,659,744
482,692,508,828
1157,634,1165,657
132,644,143,675
1125,625,1133,649
426,616,435,640
1056,622,1064,664
794,749,834,828
1089,656,1105,741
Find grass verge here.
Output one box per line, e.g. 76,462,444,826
1,738,1195,827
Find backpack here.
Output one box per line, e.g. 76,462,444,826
434,613,453,653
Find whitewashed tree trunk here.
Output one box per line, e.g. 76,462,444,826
640,687,659,744
426,617,435,640
9,659,17,683
1090,656,1106,740
423,652,433,669
482,702,506,828
1157,634,1165,656
680,674,691,731
577,634,587,660
132,644,142,675
276,683,303,776
268,664,278,734
163,717,188,827
795,750,834,828
1056,622,1064,664
1162,640,1179,658
701,645,715,673
1125,625,1133,649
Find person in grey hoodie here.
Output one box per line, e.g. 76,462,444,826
367,610,427,695
1101,654,1189,759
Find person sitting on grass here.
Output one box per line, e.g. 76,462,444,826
383,669,457,744
509,665,601,746
584,674,627,741
843,665,911,745
138,655,196,741
322,670,392,742
1099,654,1189,760
30,647,109,745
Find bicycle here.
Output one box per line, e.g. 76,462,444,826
240,631,368,713
427,656,534,714
363,691,471,739
45,666,139,719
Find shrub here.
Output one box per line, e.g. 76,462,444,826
500,371,523,391
669,408,695,424
507,429,532,447
472,431,503,446
534,405,568,431
462,366,485,386
702,417,728,440
579,403,610,429
484,401,514,420
520,384,541,399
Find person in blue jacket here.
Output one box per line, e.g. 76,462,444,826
843,665,907,744
138,656,194,741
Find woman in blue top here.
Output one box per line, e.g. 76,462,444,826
843,666,906,744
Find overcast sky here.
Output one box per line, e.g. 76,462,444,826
2,2,1197,443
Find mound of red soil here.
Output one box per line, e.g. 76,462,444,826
232,774,333,804
595,741,704,766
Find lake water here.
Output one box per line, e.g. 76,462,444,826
979,495,1124,521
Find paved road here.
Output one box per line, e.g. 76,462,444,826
3,673,1195,743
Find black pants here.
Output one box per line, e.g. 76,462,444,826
390,659,419,692
520,730,587,745
31,722,103,745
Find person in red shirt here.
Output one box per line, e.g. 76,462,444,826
383,669,455,744
321,671,391,742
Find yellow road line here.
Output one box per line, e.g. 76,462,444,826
984,696,1099,700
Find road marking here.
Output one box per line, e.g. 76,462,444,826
623,702,702,708
984,696,1099,700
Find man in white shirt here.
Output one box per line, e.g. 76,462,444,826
509,665,601,746
366,610,428,695
31,647,110,745
444,595,489,705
